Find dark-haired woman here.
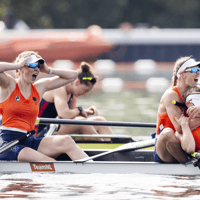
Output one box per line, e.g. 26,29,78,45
36,62,114,140
155,56,200,163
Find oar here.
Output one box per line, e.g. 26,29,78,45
35,118,156,128
45,116,60,137
0,130,35,154
74,138,156,163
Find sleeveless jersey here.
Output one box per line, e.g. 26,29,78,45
156,86,200,151
0,83,40,131
36,93,73,132
191,127,200,151
156,86,186,135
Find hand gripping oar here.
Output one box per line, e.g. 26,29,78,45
35,118,156,128
74,138,156,163
0,130,35,154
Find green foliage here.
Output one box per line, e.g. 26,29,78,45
0,0,200,28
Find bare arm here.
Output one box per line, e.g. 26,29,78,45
175,115,195,154
162,90,183,133
187,117,200,131
0,58,27,88
45,88,87,119
185,102,200,130
67,96,88,118
35,66,78,99
51,87,81,119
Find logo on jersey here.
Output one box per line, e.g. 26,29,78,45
33,97,37,105
15,95,20,101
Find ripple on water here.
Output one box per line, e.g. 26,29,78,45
0,173,200,199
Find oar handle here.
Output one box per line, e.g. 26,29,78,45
0,130,35,154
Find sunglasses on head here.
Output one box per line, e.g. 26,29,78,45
28,62,40,69
183,66,200,74
82,77,97,83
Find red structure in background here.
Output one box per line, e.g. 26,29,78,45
0,25,113,63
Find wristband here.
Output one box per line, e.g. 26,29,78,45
77,106,83,114
48,67,53,74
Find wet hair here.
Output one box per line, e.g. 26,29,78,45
77,62,97,86
172,56,191,86
15,51,40,77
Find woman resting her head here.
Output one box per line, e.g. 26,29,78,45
0,51,89,161
155,56,200,163
37,61,114,141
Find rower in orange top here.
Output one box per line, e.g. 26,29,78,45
36,61,114,141
0,51,89,161
155,56,200,163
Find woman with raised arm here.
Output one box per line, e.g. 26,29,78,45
0,51,88,161
155,56,200,163
36,62,114,140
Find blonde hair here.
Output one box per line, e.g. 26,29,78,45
172,56,191,86
77,62,97,86
15,51,39,77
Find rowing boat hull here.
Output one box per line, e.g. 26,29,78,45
0,150,199,175
0,160,199,175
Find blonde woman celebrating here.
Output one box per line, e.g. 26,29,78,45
155,56,200,163
0,51,88,161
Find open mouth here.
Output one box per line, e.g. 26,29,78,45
32,74,38,79
194,78,199,83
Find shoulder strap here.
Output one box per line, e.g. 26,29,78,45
172,86,183,101
68,93,73,106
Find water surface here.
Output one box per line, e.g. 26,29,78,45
0,173,200,199
78,90,161,136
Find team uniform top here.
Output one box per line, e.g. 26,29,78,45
156,86,186,135
0,83,40,132
156,86,200,151
36,93,73,133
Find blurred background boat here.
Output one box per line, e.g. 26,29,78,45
3,26,200,91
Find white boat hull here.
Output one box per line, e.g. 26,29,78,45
0,160,200,175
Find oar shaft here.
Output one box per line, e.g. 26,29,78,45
37,118,156,128
45,116,60,137
0,130,35,154
0,140,19,154
74,138,156,163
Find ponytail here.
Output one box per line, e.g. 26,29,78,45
77,62,97,85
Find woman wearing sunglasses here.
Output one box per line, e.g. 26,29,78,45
155,56,200,163
0,51,89,161
36,61,114,140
